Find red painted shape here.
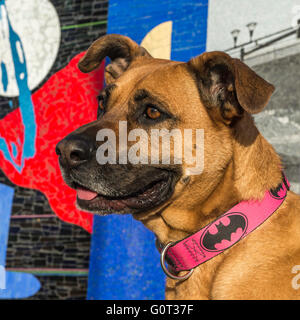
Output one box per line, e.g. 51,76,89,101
0,52,105,233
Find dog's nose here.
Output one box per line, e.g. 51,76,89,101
56,135,94,168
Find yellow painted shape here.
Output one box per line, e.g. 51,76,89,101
141,21,173,59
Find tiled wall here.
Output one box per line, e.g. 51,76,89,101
0,0,108,300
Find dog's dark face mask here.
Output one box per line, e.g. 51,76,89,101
56,126,180,215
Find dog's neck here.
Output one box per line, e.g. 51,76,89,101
231,113,282,200
139,113,282,245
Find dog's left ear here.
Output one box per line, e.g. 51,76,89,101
188,51,275,122
78,34,151,84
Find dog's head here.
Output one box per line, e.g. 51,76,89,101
56,34,274,219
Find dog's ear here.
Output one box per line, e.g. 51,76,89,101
188,51,275,123
78,34,151,84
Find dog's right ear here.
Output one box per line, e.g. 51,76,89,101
78,34,151,84
187,51,275,123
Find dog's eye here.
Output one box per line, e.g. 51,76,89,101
144,106,161,120
138,104,171,125
97,95,106,118
99,98,105,110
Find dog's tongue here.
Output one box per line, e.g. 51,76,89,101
77,188,98,201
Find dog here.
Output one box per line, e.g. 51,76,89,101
56,34,300,300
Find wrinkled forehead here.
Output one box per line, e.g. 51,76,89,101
110,59,198,109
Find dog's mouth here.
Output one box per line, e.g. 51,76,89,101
74,174,175,214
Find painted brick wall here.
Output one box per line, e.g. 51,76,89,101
0,0,108,300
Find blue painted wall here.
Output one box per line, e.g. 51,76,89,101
108,0,208,61
88,215,165,300
87,0,209,300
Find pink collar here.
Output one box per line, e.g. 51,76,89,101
158,174,290,280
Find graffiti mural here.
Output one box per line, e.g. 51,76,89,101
0,0,108,299
0,0,36,171
0,0,61,171
0,183,40,298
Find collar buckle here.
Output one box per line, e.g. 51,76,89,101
160,242,194,281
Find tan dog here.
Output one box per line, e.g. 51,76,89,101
56,34,300,300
